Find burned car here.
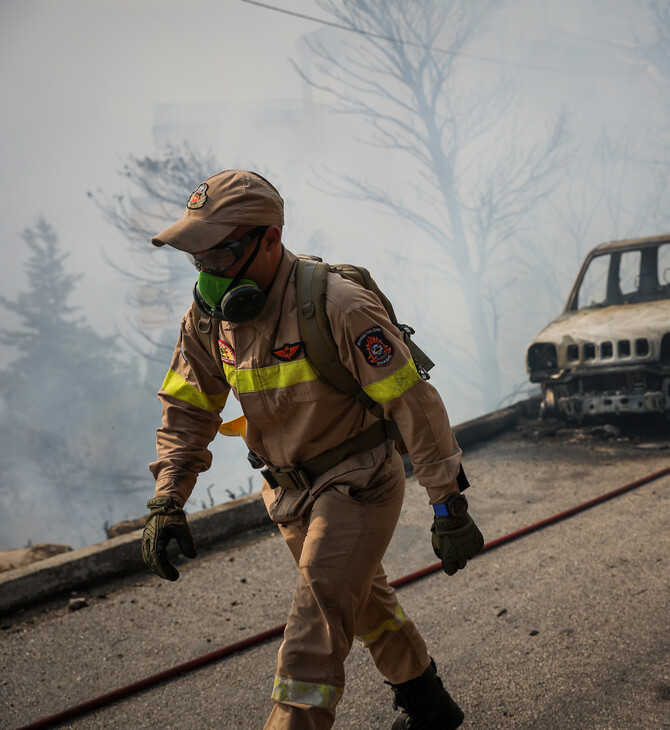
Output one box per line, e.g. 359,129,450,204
526,233,670,420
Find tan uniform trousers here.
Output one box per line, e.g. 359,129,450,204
264,451,431,730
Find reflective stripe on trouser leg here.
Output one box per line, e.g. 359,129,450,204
353,565,431,685
271,675,343,709
355,600,406,647
269,453,407,728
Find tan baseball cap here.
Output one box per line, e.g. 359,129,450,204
151,169,285,254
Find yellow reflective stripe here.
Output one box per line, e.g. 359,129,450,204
223,359,319,394
161,369,228,412
355,602,406,647
222,362,236,386
271,675,344,709
363,359,422,404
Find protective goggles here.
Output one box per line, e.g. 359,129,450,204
188,226,268,275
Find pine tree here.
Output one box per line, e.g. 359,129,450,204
0,218,156,548
1,218,112,418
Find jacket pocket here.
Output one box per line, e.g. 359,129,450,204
261,481,315,524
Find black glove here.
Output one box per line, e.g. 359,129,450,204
142,497,197,581
431,514,484,576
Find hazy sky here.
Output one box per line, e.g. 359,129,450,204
1,0,307,335
0,0,661,376
1,0,665,546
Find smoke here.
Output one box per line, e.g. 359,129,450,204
0,0,666,548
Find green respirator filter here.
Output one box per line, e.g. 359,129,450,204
196,271,265,323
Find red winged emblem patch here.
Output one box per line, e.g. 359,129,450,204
272,342,303,362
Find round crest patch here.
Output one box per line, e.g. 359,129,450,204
218,339,235,366
187,182,209,209
355,326,394,367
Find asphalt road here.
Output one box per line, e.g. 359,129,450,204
1,418,669,729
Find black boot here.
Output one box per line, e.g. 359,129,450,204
388,658,464,730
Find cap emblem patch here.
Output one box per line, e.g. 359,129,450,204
272,342,303,362
218,339,236,365
355,326,394,367
187,182,209,209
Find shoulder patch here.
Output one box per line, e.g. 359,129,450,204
187,182,208,209
272,342,303,362
355,326,394,367
218,339,235,365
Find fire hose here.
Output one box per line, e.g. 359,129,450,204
16,464,670,730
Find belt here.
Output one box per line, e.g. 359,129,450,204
260,419,401,491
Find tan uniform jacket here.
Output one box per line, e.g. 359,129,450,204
150,248,462,510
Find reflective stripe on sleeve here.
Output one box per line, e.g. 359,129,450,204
271,675,344,710
161,369,228,411
355,602,407,647
362,358,422,404
224,358,319,394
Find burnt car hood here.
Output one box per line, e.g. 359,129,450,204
531,300,670,346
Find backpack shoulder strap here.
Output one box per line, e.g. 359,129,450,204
190,302,225,379
333,264,399,324
296,259,385,418
334,265,434,379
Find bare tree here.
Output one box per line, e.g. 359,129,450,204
514,126,670,330
293,0,570,411
91,143,217,266
645,1,670,95
638,1,670,193
88,143,220,363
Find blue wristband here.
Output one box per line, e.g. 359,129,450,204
432,503,450,517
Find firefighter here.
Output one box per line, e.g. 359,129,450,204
142,169,484,730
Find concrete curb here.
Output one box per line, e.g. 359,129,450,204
0,493,270,616
0,396,539,616
453,395,540,447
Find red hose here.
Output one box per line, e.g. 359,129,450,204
16,465,670,730
391,464,670,587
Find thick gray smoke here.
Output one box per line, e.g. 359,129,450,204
0,0,667,549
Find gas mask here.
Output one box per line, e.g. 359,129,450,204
193,271,266,323
190,231,267,323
